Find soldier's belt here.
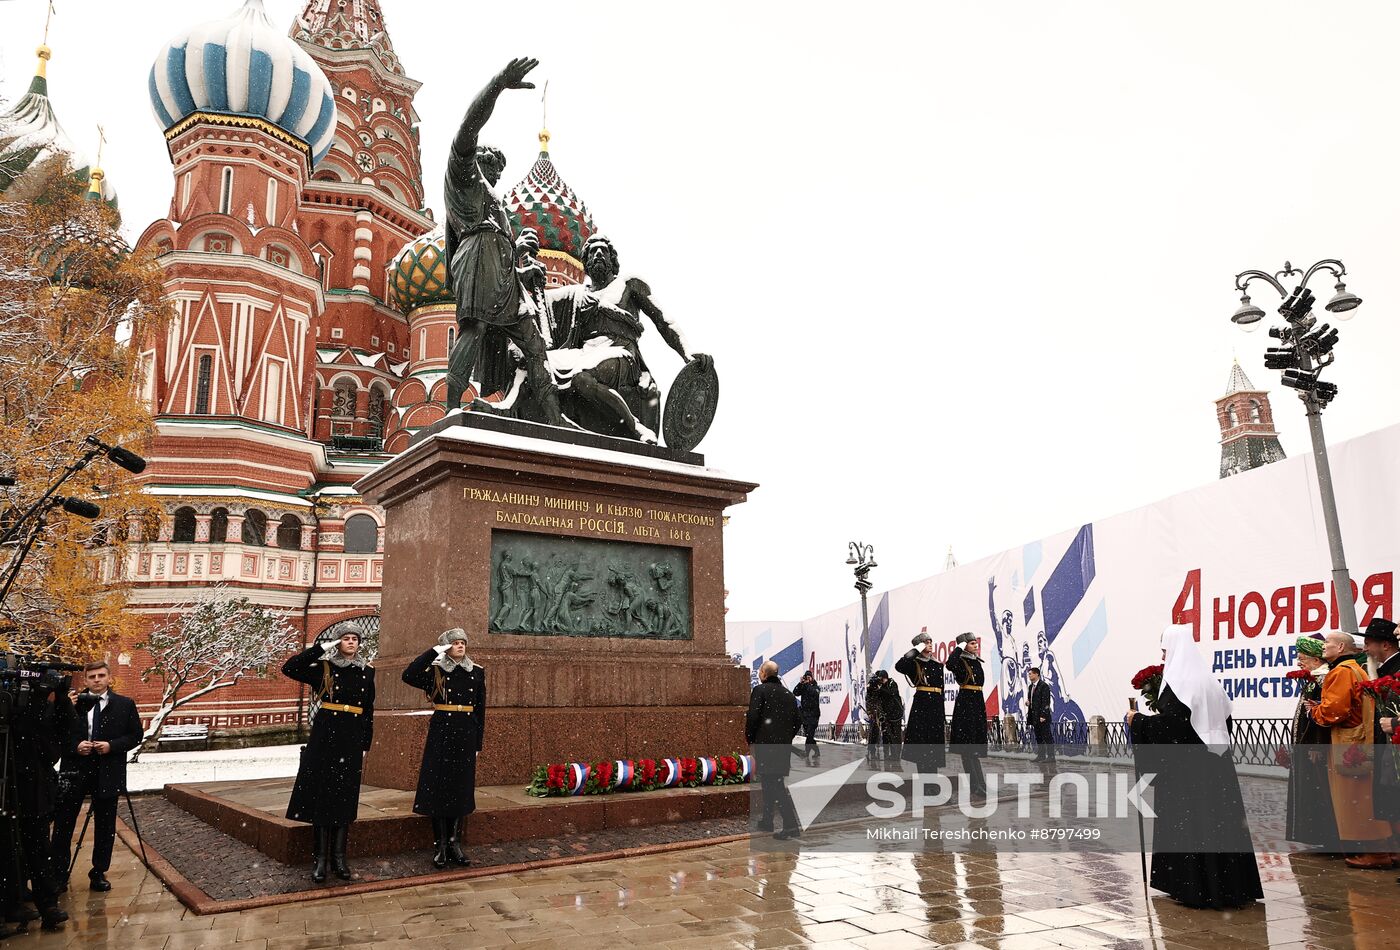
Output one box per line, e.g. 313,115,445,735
958,685,983,692
916,686,943,693
321,702,363,715
434,704,475,713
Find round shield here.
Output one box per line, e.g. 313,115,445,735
662,357,719,453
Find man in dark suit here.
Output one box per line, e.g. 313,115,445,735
792,670,822,765
1364,617,1400,872
1027,667,1054,763
49,661,143,892
746,661,802,839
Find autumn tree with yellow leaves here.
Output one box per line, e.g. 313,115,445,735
0,158,167,660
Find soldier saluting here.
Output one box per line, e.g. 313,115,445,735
948,632,988,796
283,625,375,883
402,628,485,868
896,632,946,773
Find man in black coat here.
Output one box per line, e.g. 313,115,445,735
49,662,143,892
746,661,802,839
792,671,822,765
8,669,74,929
1027,667,1054,763
874,671,904,766
896,632,946,773
948,632,988,795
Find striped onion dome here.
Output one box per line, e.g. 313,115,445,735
148,0,336,167
388,225,452,314
504,131,596,264
0,47,118,206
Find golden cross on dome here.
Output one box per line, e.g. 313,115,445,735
539,80,550,154
95,124,107,167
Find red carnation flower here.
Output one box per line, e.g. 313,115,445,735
1343,743,1368,768
1131,664,1164,690
1285,670,1313,681
1274,746,1291,769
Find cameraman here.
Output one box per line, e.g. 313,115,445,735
49,662,141,893
7,665,74,930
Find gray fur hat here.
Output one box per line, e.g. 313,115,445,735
438,627,467,646
955,631,978,645
911,632,932,647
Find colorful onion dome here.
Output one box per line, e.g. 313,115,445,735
148,0,337,167
388,224,453,313
0,46,118,206
504,130,596,264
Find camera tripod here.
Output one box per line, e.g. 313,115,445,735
62,780,148,884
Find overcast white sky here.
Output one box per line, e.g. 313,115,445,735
4,0,1399,623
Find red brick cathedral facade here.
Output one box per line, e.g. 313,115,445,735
2,0,600,736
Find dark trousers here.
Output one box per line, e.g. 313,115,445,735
50,771,118,878
1033,720,1056,761
19,814,60,908
802,721,818,746
759,776,799,831
960,751,986,793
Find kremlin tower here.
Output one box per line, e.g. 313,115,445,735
1217,360,1286,479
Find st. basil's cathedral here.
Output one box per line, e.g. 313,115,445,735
0,0,598,735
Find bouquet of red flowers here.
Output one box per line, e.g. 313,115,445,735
1274,745,1292,769
1131,664,1165,712
1285,668,1322,701
1338,742,1373,778
1355,674,1400,774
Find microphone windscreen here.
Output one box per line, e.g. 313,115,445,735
61,497,101,519
107,446,147,474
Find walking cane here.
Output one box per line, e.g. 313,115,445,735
1127,701,1148,898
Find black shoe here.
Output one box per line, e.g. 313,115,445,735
88,874,111,892
311,826,329,884
430,818,449,869
3,908,38,925
774,828,802,840
755,820,774,833
330,826,352,880
447,818,470,866
39,908,67,931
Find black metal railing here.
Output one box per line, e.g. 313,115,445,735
822,716,1293,768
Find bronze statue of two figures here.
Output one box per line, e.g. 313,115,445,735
443,58,718,454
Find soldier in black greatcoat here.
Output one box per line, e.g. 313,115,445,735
948,632,988,795
897,632,946,773
283,624,375,883
402,628,485,868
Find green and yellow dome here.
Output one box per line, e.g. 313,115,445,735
388,224,453,314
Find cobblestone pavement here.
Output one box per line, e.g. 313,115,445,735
9,810,1400,948
126,796,751,901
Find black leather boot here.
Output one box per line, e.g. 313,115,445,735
330,826,352,880
431,818,450,869
311,826,328,883
447,816,470,866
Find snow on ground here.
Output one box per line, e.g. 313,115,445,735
127,743,302,792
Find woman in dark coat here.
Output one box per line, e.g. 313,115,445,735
1127,625,1262,910
402,628,485,868
283,624,375,883
1285,636,1339,852
897,632,947,772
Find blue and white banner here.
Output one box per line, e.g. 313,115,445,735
729,422,1400,722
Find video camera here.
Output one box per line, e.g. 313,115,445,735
0,652,83,720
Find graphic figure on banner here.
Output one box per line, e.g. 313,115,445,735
1037,628,1084,729
845,622,866,731
988,579,1020,718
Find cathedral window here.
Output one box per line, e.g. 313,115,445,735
1249,400,1261,423
276,514,303,551
194,354,213,414
330,327,343,339
172,507,197,544
367,387,386,439
209,508,228,544
219,166,234,215
243,509,268,547
266,178,278,224
344,514,378,554
1226,406,1238,427
332,380,356,417
267,246,291,268
262,360,283,424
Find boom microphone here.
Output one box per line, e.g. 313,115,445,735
57,496,101,519
84,436,147,474
0,475,14,487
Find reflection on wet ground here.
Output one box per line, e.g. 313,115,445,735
24,822,1399,948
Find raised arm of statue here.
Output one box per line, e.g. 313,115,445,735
447,57,539,186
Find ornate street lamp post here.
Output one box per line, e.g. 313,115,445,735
1231,259,1363,634
847,541,878,692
